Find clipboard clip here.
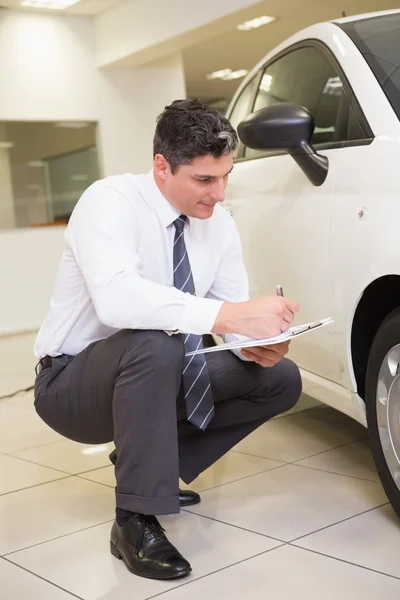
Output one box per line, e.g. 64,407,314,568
290,321,324,336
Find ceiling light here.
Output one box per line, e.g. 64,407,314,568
21,0,79,10
237,15,276,31
27,161,46,167
260,74,272,92
224,69,249,80
323,77,343,96
71,174,89,182
207,69,233,80
206,69,248,81
53,121,90,128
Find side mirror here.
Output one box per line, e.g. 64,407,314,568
237,103,329,187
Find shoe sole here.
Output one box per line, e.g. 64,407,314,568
110,541,192,580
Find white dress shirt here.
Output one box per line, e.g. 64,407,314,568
34,171,250,359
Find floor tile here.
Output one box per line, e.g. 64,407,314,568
78,465,115,487
2,333,398,598
0,404,62,454
0,333,37,397
181,451,284,492
296,439,379,482
9,511,280,600
296,504,400,578
234,406,367,463
185,464,387,541
3,389,35,410
0,374,34,399
14,440,115,475
0,477,114,555
274,393,322,418
0,557,75,600
81,451,284,492
0,454,66,495
156,544,400,600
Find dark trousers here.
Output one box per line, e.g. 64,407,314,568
34,329,302,515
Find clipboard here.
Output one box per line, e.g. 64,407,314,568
185,317,334,356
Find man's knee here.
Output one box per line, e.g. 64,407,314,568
114,329,185,372
253,357,302,414
275,358,302,412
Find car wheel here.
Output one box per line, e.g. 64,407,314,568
366,307,400,517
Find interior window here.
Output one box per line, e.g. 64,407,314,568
246,46,347,158
227,75,259,158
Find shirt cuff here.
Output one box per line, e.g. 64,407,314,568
179,295,224,335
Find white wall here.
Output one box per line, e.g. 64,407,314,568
0,10,186,336
0,227,66,335
97,53,186,175
95,0,262,67
0,10,186,175
0,13,98,122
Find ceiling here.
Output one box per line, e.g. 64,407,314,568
1,0,399,103
0,0,120,15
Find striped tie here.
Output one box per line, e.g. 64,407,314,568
173,215,215,430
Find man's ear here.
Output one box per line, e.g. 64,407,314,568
154,154,170,181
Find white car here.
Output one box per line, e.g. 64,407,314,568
225,9,400,516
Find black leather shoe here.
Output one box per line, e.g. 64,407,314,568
110,515,191,579
179,489,201,507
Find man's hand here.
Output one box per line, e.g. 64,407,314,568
241,341,290,367
213,296,299,339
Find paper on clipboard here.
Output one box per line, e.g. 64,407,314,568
185,317,334,356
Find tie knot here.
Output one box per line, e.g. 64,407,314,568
173,215,187,233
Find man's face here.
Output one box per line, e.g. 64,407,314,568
154,153,233,219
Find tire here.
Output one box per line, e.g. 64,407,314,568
366,307,400,518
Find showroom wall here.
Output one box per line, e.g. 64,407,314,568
0,9,186,335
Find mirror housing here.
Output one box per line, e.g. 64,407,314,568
237,103,329,187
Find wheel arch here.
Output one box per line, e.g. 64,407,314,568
351,275,400,400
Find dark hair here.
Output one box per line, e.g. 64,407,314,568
153,99,238,173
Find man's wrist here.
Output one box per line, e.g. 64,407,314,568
212,302,238,335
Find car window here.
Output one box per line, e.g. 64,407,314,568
227,75,259,158
246,46,346,158
339,13,400,121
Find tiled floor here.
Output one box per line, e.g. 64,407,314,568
1,334,400,599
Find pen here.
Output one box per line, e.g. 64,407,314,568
276,285,284,297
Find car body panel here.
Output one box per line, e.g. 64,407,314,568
225,10,400,426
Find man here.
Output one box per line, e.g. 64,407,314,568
34,99,301,581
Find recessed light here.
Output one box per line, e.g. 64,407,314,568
71,174,89,182
53,121,90,129
260,74,272,92
237,15,276,31
223,69,249,80
27,161,46,167
21,0,79,10
206,69,248,81
207,69,233,80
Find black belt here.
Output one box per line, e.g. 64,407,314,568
35,356,52,375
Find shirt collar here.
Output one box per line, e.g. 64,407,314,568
144,170,191,229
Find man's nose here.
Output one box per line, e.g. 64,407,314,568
209,180,225,203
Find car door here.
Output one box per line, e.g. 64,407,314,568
225,42,370,385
